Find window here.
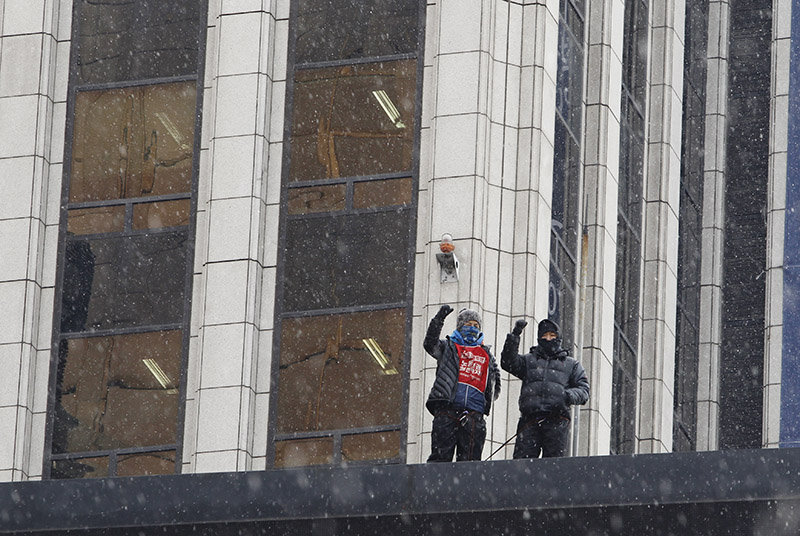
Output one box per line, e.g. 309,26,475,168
718,0,771,450
549,0,586,350
269,0,424,467
45,0,206,479
673,0,708,452
610,0,648,456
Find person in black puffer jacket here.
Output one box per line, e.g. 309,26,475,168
501,318,589,458
424,305,501,462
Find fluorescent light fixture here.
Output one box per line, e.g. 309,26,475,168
155,112,191,151
372,90,406,129
362,338,398,375
142,358,178,394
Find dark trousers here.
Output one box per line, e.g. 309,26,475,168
513,413,570,459
428,409,487,462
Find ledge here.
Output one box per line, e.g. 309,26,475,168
2,448,800,534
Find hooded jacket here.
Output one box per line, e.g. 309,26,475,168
500,331,589,417
423,314,501,415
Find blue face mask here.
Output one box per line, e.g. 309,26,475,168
460,325,481,345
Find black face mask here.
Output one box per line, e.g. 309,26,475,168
538,337,562,357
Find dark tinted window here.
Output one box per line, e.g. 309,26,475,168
673,0,708,452
295,0,418,64
60,233,188,332
283,211,411,311
718,0,771,450
77,0,202,84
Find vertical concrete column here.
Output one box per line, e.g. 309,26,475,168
763,0,792,449
0,0,70,481
184,0,288,473
410,0,557,462
576,0,625,457
637,0,685,454
695,0,730,451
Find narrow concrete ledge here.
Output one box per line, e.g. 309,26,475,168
2,448,800,534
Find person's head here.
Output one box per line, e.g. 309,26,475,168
457,308,482,331
537,319,562,356
456,308,482,345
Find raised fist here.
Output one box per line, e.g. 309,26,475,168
512,319,528,336
435,304,454,319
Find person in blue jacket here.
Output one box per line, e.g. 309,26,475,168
424,305,501,462
501,318,589,458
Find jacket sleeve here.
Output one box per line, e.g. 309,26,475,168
565,360,590,406
423,314,447,360
490,352,501,400
500,332,527,379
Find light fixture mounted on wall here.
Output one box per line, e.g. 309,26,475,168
435,233,459,283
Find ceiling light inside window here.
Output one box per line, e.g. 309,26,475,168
362,338,398,375
142,358,178,394
372,90,405,129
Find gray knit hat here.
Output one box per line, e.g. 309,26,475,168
456,308,482,330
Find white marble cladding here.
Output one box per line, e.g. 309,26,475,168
576,0,625,457
637,0,684,454
409,0,558,463
0,0,791,481
695,0,730,451
763,0,792,449
182,0,288,474
0,0,71,482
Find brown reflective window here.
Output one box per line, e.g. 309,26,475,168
117,451,177,476
277,309,405,434
274,438,334,468
341,431,401,462
67,206,126,235
52,331,182,455
77,0,202,85
287,184,346,215
70,82,196,203
295,0,418,64
60,232,188,332
51,456,109,480
353,177,413,209
289,60,416,182
132,199,191,230
283,211,411,311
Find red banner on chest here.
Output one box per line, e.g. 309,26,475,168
455,343,490,392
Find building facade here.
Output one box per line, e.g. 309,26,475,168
0,0,795,484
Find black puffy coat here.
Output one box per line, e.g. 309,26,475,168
501,332,589,417
423,315,501,415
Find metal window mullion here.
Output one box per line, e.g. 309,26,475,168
295,53,417,71
286,204,413,221
280,302,408,320
50,443,179,460
286,170,413,188
63,224,190,242
67,192,192,210
60,322,185,339
275,424,402,441
73,73,199,94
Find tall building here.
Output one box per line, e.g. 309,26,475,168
0,0,798,532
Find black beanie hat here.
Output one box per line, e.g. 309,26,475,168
537,319,560,338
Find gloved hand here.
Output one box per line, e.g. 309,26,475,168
512,319,528,336
435,304,453,320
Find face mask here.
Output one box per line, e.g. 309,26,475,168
538,337,562,356
460,325,481,345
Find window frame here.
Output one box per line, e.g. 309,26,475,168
266,0,427,468
42,0,209,479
